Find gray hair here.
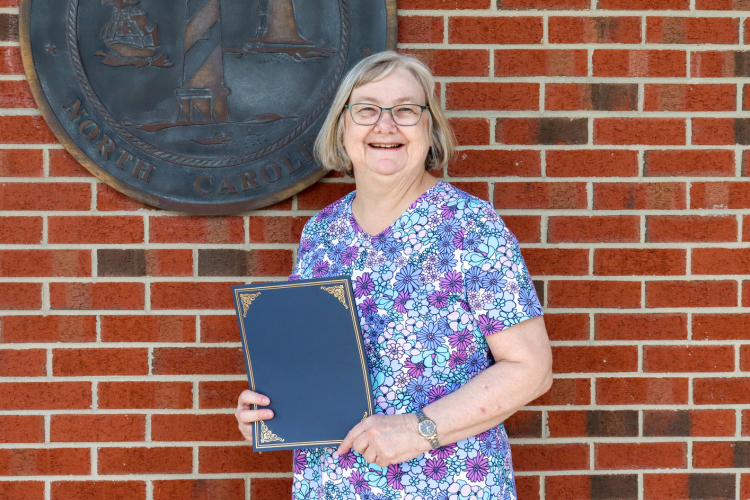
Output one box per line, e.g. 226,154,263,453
314,51,455,174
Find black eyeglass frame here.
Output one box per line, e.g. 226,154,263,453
344,103,429,126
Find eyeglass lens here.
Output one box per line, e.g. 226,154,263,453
349,104,425,126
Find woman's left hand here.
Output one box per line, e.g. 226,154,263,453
337,414,432,467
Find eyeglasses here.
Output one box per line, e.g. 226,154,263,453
345,103,428,126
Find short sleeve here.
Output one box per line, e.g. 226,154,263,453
289,220,315,280
460,206,543,336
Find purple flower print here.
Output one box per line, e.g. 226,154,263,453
477,314,504,336
439,271,463,294
351,471,370,493
359,297,377,316
312,260,330,277
465,267,486,292
448,329,473,351
452,228,465,250
448,350,467,369
428,291,449,309
466,454,490,482
394,265,421,294
519,288,542,316
394,291,410,314
338,450,356,469
300,239,312,253
417,323,444,350
433,443,456,459
438,218,461,236
427,384,448,403
372,228,393,251
341,247,358,266
463,232,480,252
481,271,506,293
316,205,333,221
294,452,308,474
466,351,486,374
406,376,432,399
424,458,447,480
441,203,458,220
354,273,375,298
386,464,407,490
404,359,426,378
435,252,458,273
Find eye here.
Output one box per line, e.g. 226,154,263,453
394,106,418,116
353,104,379,116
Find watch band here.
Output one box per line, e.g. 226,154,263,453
416,410,440,450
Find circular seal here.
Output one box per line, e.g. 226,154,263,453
21,0,396,214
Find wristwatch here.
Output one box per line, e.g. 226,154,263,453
416,410,440,449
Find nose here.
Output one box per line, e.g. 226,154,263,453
373,108,398,132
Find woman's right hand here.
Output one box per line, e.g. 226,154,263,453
235,390,273,445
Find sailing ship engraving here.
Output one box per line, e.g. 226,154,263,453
96,0,172,67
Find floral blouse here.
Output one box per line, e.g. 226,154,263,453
289,181,543,500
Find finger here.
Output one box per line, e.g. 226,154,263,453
238,390,270,408
363,446,377,465
351,431,370,456
236,408,274,425
337,421,366,455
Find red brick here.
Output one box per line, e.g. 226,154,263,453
249,216,308,243
51,481,145,500
495,49,587,76
599,0,688,7
645,84,736,111
0,415,44,443
692,182,750,209
596,442,686,470
548,216,640,243
0,315,96,343
691,410,737,437
200,315,240,343
446,82,539,110
502,215,541,243
99,447,192,474
53,348,148,376
50,282,144,310
151,414,240,442
199,381,248,409
448,150,540,177
0,482,44,499
742,345,750,371
692,442,737,468
448,118,490,145
523,248,589,276
404,49,489,77
545,83,638,111
451,182,489,201
546,411,588,438
51,414,145,442
151,282,240,310
150,216,243,243
529,378,591,406
398,16,443,44
505,411,543,438
0,149,42,176
0,349,46,376
697,0,750,9
153,347,244,375
296,182,355,210
544,313,589,341
48,149,91,177
594,249,686,276
692,118,736,145
647,17,739,44
548,280,641,308
98,382,192,409
400,0,489,7
549,16,641,43
693,248,750,275
49,216,143,244
647,280,737,308
644,345,734,373
199,447,292,473
593,50,686,77
96,184,153,211
594,182,686,210
0,47,23,74
449,17,542,44
745,411,750,435
693,314,750,340
0,283,41,310
553,346,638,373
0,217,42,244
0,183,91,211
597,378,689,405
251,478,292,500
546,475,643,500
596,313,688,341
496,118,587,145
515,476,541,500
690,50,748,77
101,315,195,343
0,116,57,144
648,215,737,242
0,250,90,277
694,378,750,404
744,474,750,499
0,448,90,475
499,0,589,7
745,216,750,242
495,182,587,209
595,118,686,145
513,444,590,471
0,382,91,410
146,249,193,276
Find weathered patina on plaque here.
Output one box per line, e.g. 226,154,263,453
21,0,396,214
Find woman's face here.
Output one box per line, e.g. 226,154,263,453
342,67,431,179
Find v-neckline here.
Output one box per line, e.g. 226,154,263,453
346,180,445,240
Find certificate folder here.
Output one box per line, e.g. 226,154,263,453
232,277,373,451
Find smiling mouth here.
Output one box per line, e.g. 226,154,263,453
369,143,404,149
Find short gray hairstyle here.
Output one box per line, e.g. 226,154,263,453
314,51,455,174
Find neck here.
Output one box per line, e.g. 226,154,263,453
350,167,438,236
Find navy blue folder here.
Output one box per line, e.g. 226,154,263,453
232,277,373,451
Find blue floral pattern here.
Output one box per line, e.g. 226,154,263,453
289,181,542,500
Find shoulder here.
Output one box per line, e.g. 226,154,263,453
439,181,507,230
299,188,355,238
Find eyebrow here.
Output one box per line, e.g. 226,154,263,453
351,96,423,105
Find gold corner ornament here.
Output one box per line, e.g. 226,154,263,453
241,292,261,317
321,285,348,309
259,420,284,444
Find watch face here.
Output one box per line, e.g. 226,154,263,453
419,420,436,435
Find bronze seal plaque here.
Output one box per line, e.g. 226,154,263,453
21,0,396,214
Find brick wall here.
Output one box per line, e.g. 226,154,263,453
1,0,750,498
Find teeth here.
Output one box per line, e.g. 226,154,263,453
371,143,401,148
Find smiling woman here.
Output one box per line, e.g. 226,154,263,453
235,52,553,500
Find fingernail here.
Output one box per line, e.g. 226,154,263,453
263,397,270,405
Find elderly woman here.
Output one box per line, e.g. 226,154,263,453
236,51,552,500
